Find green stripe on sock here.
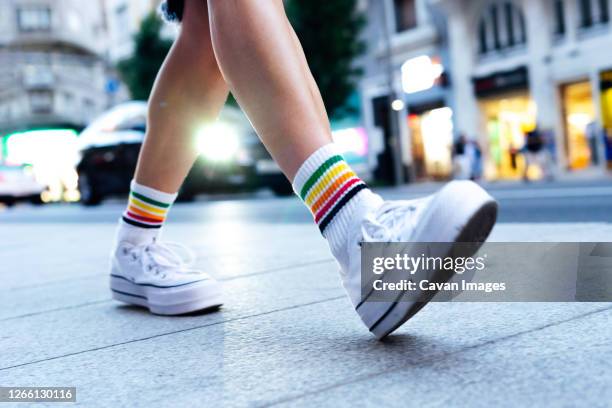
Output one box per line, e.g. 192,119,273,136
131,191,171,208
300,155,343,200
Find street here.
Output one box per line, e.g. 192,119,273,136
3,179,612,225
1,180,611,407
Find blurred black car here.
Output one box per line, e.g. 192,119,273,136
76,102,291,205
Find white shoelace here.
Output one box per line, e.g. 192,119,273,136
361,198,429,242
124,241,199,278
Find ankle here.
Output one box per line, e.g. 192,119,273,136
292,143,382,254
323,189,383,256
118,180,178,246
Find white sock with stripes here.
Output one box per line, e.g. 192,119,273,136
116,180,178,245
292,144,383,260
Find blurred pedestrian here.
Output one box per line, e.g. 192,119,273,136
453,134,470,180
468,140,483,181
586,121,600,166
523,127,554,182
108,0,498,339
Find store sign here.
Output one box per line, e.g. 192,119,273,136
473,66,529,97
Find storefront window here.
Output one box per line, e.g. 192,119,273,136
600,70,612,167
408,107,453,180
561,81,595,170
480,94,537,179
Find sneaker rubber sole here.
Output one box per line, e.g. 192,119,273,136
110,274,223,315
356,181,498,340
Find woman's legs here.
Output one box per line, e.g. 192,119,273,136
207,0,332,181
135,0,229,193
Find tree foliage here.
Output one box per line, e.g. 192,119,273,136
287,0,366,119
117,12,173,101
118,3,367,117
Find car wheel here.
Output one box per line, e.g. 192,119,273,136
2,198,16,207
29,194,44,205
79,172,102,206
270,179,294,196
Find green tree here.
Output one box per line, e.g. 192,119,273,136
286,0,366,119
117,12,173,101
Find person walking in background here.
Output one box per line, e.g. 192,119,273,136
467,139,483,181
109,0,498,339
453,134,470,180
523,127,554,182
523,128,542,181
586,121,600,166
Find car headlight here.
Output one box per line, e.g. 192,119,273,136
196,123,241,163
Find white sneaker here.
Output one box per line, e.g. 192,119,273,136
337,180,498,339
110,239,223,315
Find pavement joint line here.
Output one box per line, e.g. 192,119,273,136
2,258,335,293
0,300,110,323
261,304,612,407
0,296,346,372
0,259,336,321
222,258,335,281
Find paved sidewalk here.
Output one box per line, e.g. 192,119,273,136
1,216,611,407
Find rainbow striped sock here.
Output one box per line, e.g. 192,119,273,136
122,181,177,229
293,144,381,243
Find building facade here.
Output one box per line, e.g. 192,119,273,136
104,0,168,63
0,0,112,135
359,0,455,183
360,0,612,182
435,0,612,179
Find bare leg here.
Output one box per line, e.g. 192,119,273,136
207,0,332,181
135,0,229,193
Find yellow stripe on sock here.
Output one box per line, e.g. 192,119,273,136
129,196,169,216
304,162,351,206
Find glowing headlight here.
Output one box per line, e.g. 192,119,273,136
196,123,241,162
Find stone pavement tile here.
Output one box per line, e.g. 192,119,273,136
2,220,611,406
283,307,612,408
0,223,329,289
4,222,610,291
1,299,607,407
0,223,331,320
0,261,342,369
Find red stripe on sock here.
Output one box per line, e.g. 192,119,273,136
126,211,164,225
314,178,361,223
